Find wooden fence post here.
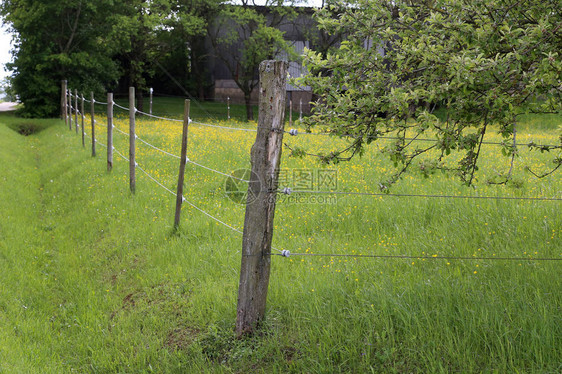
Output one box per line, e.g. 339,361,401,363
174,100,191,229
236,60,287,336
61,80,67,125
107,93,114,172
129,87,136,194
67,89,72,131
74,89,79,134
91,92,96,157
81,94,85,147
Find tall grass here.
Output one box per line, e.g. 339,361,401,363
0,105,560,373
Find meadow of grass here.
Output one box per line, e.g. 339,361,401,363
0,101,560,373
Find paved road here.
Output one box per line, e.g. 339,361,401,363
0,102,18,111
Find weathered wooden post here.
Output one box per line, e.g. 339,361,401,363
107,93,114,172
61,80,68,125
90,92,96,157
74,89,79,134
67,89,72,131
236,60,287,336
129,87,136,193
81,94,85,147
174,100,191,229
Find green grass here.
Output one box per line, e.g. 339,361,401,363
0,108,560,373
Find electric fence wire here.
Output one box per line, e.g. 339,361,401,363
135,108,183,123
97,140,248,238
73,100,561,202
113,126,130,137
84,132,107,148
93,119,107,128
76,116,557,261
272,251,562,262
187,159,250,182
112,146,129,162
283,189,562,202
291,130,561,149
136,135,181,159
135,161,249,238
191,120,257,132
80,108,251,183
112,101,130,112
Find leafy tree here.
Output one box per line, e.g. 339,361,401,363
150,0,223,99
209,1,303,120
1,0,120,117
300,0,562,188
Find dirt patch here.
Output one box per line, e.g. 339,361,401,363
165,326,201,351
13,122,42,136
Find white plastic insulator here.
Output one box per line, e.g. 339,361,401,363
185,157,190,163
281,250,291,257
182,196,186,202
282,187,292,195
289,129,298,136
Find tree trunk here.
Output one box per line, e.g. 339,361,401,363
136,91,144,113
244,92,253,121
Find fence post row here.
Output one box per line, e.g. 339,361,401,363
174,100,191,229
129,87,136,194
81,94,85,147
107,93,114,172
236,60,288,336
90,92,96,157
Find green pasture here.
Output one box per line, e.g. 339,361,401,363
0,104,560,373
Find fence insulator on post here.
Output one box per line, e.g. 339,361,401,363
129,87,136,194
174,100,191,229
81,94,85,147
61,80,68,126
227,96,231,120
149,87,153,115
107,93,114,172
236,60,288,337
289,96,293,128
74,89,79,134
91,92,96,157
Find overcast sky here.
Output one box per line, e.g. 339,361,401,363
0,23,13,82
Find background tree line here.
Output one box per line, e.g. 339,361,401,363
0,0,313,118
